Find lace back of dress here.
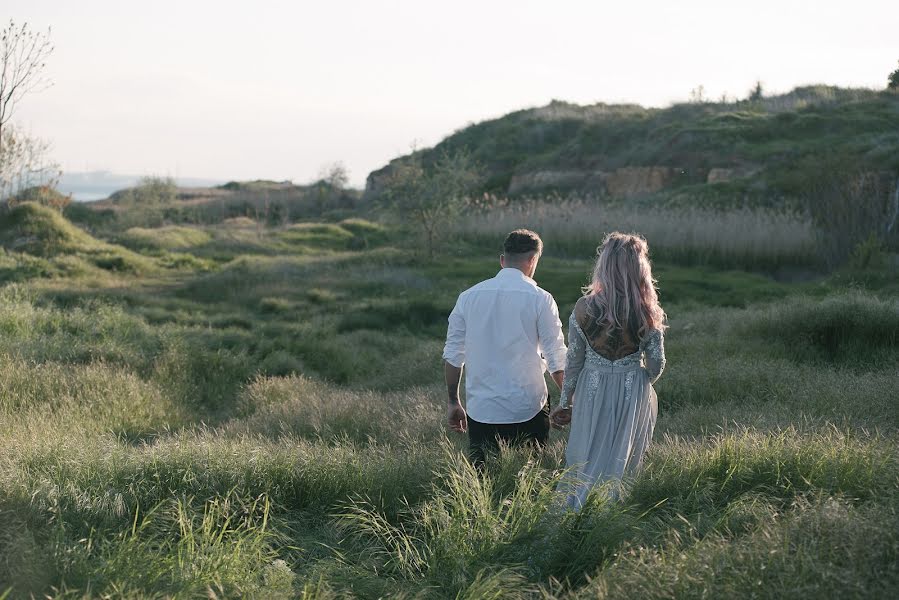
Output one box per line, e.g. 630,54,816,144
576,296,641,361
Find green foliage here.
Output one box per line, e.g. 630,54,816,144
454,199,822,271
0,201,155,276
0,206,896,598
749,79,764,102
110,176,177,205
803,168,896,268
374,86,899,202
0,200,99,255
848,233,889,270
9,185,70,211
742,292,899,365
118,225,213,251
383,150,483,258
889,60,899,90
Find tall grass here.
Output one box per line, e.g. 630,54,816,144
454,200,821,270
0,207,895,597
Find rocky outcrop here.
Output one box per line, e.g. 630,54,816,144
507,170,605,195
707,166,759,184
603,166,680,197
508,166,684,198
363,164,394,201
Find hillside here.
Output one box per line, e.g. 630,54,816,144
0,198,896,597
365,86,899,203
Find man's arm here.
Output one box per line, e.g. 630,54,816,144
537,294,568,378
445,361,467,432
443,297,467,433
549,370,564,391
446,361,463,403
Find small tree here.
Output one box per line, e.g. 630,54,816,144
0,20,54,158
0,123,61,203
311,161,350,214
384,150,482,259
749,80,764,102
807,169,895,268
689,85,706,103
111,176,177,205
888,60,899,90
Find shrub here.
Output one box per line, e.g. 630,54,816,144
742,292,899,364
9,185,71,211
110,176,177,205
805,169,897,267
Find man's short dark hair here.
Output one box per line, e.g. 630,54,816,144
503,229,543,260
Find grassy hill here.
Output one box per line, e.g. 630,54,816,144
366,86,899,205
64,177,363,236
0,200,895,597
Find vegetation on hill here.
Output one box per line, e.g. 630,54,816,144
8,185,71,211
366,86,899,205
0,76,896,596
68,176,365,236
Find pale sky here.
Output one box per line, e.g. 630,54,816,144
8,0,899,187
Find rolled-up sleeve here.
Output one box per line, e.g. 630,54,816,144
537,293,567,373
442,296,466,368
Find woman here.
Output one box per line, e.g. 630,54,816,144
550,232,667,509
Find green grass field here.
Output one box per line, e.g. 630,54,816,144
0,202,896,598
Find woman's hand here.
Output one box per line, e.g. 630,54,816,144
550,405,572,428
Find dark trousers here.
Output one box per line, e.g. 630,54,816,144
467,405,550,469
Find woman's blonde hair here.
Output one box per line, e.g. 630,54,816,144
583,232,667,338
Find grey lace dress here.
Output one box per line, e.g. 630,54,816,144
558,297,666,509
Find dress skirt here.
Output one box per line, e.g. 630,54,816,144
560,361,657,509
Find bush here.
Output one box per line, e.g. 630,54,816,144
806,169,897,267
741,292,899,365
110,176,178,205
9,185,71,211
118,225,213,251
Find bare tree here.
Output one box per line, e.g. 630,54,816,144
807,171,896,268
0,123,61,202
384,150,482,259
320,161,349,190
312,161,350,214
0,20,54,158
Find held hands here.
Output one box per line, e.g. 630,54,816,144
447,402,468,433
550,405,572,428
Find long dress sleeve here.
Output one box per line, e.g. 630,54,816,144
560,312,586,409
642,328,666,384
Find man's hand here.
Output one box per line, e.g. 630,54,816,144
447,401,468,433
444,361,466,432
550,405,571,428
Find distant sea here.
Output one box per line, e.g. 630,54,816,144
67,190,116,202
58,172,224,202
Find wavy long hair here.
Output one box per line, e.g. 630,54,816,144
583,232,667,339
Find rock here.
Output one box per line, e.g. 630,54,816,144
507,170,605,195
707,166,759,184
507,166,685,198
602,166,680,197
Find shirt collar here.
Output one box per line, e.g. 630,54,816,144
497,267,536,286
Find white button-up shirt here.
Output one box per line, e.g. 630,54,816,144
443,268,568,424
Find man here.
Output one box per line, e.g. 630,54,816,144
443,229,567,467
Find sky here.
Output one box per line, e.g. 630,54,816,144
7,0,899,187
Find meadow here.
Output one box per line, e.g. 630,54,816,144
0,199,896,599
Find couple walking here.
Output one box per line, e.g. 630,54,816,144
443,229,666,509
